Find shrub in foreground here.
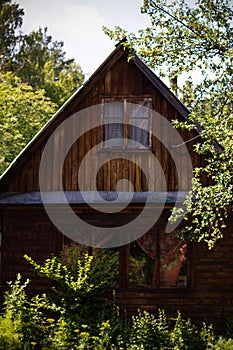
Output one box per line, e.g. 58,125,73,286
0,252,232,349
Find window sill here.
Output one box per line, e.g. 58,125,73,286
115,285,191,291
97,147,152,154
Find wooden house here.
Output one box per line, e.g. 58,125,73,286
0,41,232,328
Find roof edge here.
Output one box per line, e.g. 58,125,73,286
0,191,189,205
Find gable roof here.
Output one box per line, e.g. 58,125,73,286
0,41,193,187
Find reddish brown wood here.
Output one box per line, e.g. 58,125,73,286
0,42,232,329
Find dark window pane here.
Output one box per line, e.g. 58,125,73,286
159,232,187,287
128,123,149,147
103,98,151,148
105,123,124,147
129,100,150,118
104,102,124,147
93,248,119,286
129,229,188,287
129,100,150,147
104,101,124,120
129,230,156,285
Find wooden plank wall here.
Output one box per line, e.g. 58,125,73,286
1,206,63,295
1,205,233,328
1,53,209,193
115,215,233,329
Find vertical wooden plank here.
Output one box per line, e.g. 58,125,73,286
111,158,117,191
71,118,79,191
122,58,129,96
135,63,143,95
99,72,105,96
59,121,65,191
52,125,61,190
32,150,38,191
105,70,112,95
85,102,92,191
135,161,141,192
26,155,33,191
117,157,123,192
122,158,129,191
141,153,148,191
173,110,179,191
78,134,85,192
44,135,54,191
106,160,111,191
129,158,135,192
167,105,176,191
152,92,161,191
64,135,72,191
111,64,119,95
161,98,168,190
102,159,107,191
117,58,124,95
129,62,141,95
96,153,103,191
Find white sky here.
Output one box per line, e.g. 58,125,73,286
17,0,231,85
18,0,150,78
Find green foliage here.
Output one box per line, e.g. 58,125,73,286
128,310,215,350
1,273,58,348
0,71,56,175
0,1,84,106
170,311,215,350
103,0,233,248
0,251,230,349
91,247,119,286
14,27,84,106
129,309,170,349
3,273,29,318
224,316,233,339
24,253,113,333
104,0,233,76
61,243,119,286
0,0,24,71
213,337,233,350
0,312,22,349
0,0,85,178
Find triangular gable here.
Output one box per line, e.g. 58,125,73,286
0,41,195,190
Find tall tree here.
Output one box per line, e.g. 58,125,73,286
0,72,56,174
0,0,24,70
14,27,84,105
103,0,233,248
0,1,84,106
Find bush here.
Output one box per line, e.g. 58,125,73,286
0,249,231,349
170,311,215,350
127,309,215,350
128,309,170,349
0,311,22,349
224,316,233,339
214,337,233,350
24,253,113,332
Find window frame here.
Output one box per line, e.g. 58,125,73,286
118,230,191,290
101,96,152,150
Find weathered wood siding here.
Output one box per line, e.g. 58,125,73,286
116,219,233,328
1,206,63,295
1,205,233,328
0,50,208,193
1,44,231,329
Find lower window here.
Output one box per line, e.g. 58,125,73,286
129,228,187,287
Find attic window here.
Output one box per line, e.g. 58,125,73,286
102,97,152,149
